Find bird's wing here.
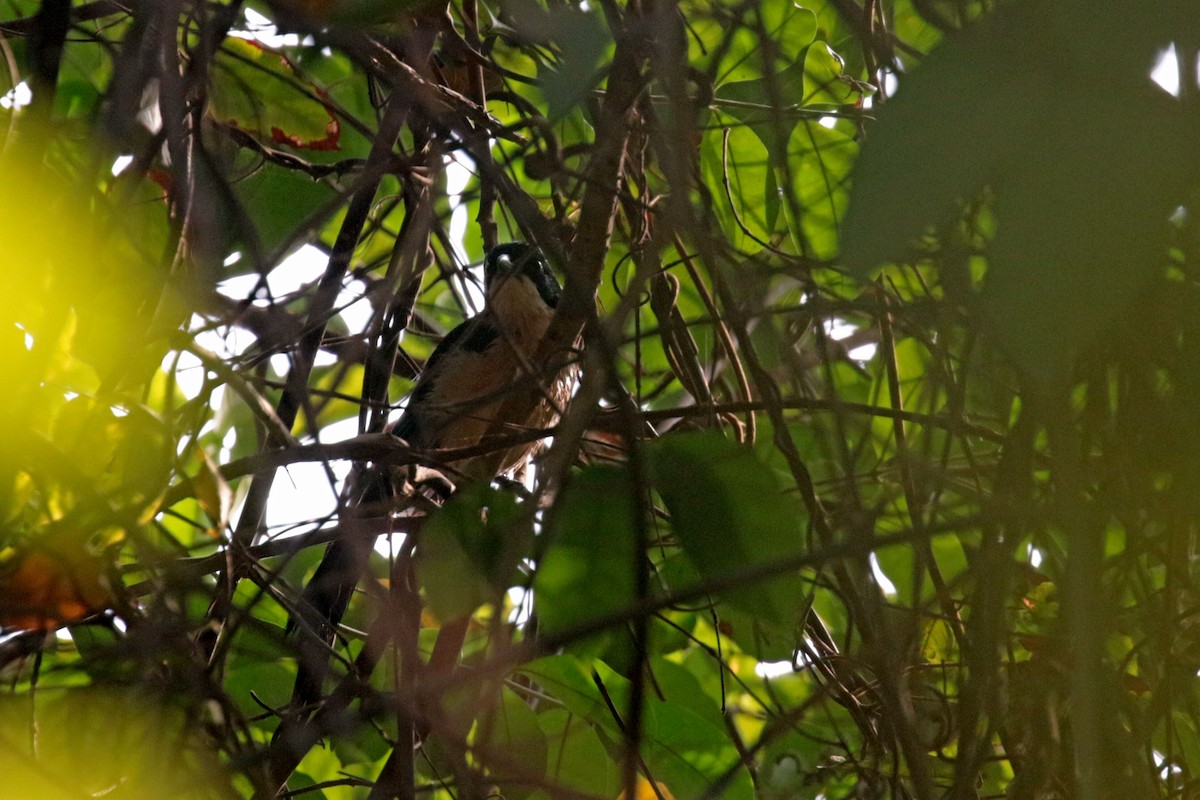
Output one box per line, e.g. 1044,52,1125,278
285,318,499,669
283,316,503,721
390,315,500,444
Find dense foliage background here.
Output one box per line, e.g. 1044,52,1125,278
0,1,1197,798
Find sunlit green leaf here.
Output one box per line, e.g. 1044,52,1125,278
477,687,549,799
210,38,341,150
785,119,857,258
538,708,619,798
0,687,238,799
523,656,753,800
760,0,818,63
715,43,863,168
701,118,773,250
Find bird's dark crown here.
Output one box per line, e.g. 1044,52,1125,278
484,242,561,309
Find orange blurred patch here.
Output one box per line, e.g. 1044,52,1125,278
0,546,114,631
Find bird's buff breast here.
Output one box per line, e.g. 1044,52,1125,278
416,284,571,472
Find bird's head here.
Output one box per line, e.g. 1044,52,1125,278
484,242,561,311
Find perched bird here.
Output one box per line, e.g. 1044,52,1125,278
390,241,573,475
285,242,574,700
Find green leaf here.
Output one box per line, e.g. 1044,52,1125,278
232,164,336,258
891,0,946,54
805,0,873,78
715,58,809,168
840,5,1056,274
590,660,752,800
56,32,112,119
839,2,1198,387
0,687,238,799
210,38,341,151
759,0,818,63
646,432,809,632
416,484,527,621
712,44,862,256
293,745,346,798
785,119,858,259
522,656,753,800
477,687,549,799
538,708,619,799
533,465,638,651
225,638,295,719
700,117,773,250
713,604,807,663
980,83,1193,388
506,0,612,119
715,43,862,169
800,42,862,106
646,656,726,731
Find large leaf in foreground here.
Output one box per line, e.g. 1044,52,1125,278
647,432,808,632
417,484,526,622
840,2,1197,387
534,464,638,651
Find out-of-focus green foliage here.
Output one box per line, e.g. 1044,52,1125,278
841,0,1199,389
0,687,239,799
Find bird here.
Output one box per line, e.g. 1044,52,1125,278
283,242,574,704
389,241,573,476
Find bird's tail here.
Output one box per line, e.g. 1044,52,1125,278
284,466,391,710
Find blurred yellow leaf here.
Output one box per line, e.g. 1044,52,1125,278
0,687,238,799
190,445,232,535
617,777,677,800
